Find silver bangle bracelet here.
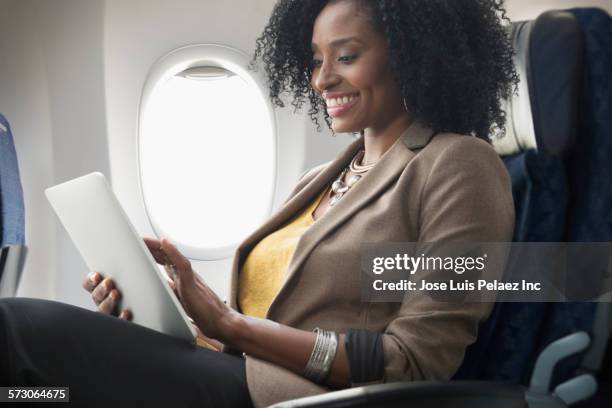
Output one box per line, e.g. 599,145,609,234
303,329,324,381
318,330,338,383
303,328,339,384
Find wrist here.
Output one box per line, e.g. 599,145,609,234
216,308,247,347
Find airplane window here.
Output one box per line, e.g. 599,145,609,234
139,45,276,260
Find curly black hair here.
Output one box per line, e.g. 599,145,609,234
250,0,519,141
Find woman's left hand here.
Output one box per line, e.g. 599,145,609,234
160,239,350,386
159,238,235,342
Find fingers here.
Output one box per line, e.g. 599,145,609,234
82,272,101,292
118,309,132,321
162,265,178,293
165,274,184,311
97,288,120,314
160,238,193,283
143,237,160,248
91,278,115,305
163,264,176,282
144,237,171,265
83,272,131,320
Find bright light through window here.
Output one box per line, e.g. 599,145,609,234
140,64,276,259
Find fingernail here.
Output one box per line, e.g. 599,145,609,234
89,272,97,282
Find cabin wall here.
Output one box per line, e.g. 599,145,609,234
507,0,612,20
0,0,610,307
0,0,110,307
0,0,56,300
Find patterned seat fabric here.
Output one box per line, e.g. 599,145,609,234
455,8,612,387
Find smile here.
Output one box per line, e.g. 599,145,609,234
325,94,359,118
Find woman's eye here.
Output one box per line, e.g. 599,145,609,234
311,55,356,68
338,55,357,63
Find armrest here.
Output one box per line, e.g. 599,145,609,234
270,332,596,408
269,381,526,408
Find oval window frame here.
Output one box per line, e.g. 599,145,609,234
137,44,278,260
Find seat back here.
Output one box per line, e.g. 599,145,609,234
556,7,612,383
0,113,27,297
454,9,611,387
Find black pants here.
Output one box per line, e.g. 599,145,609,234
0,297,253,407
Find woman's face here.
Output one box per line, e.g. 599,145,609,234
310,0,406,134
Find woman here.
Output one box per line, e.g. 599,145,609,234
0,0,517,407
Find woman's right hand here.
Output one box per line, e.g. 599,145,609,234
82,272,132,321
82,238,174,320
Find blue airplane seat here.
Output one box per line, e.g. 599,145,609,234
548,7,612,397
455,9,591,387
459,7,612,397
0,113,27,297
565,8,612,243
484,7,612,396
272,8,610,408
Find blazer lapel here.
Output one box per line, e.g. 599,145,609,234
227,136,364,309
266,121,436,318
240,137,364,252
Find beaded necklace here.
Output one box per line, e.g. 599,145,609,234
328,150,377,206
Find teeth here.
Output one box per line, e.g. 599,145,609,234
326,95,358,108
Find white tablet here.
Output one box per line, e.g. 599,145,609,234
45,172,197,343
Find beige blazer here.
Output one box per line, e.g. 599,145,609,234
224,122,515,407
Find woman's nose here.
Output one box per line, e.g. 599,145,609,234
313,61,340,92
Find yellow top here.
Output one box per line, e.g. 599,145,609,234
237,187,328,319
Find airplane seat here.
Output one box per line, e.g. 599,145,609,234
455,9,587,386
563,8,612,404
0,113,27,297
270,8,612,408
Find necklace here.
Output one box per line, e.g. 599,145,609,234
329,150,377,207
350,150,376,173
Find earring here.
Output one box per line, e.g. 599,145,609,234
403,97,409,113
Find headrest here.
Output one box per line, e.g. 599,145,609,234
492,11,583,158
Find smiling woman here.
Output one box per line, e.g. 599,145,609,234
0,1,516,407
310,6,407,141
251,0,517,140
